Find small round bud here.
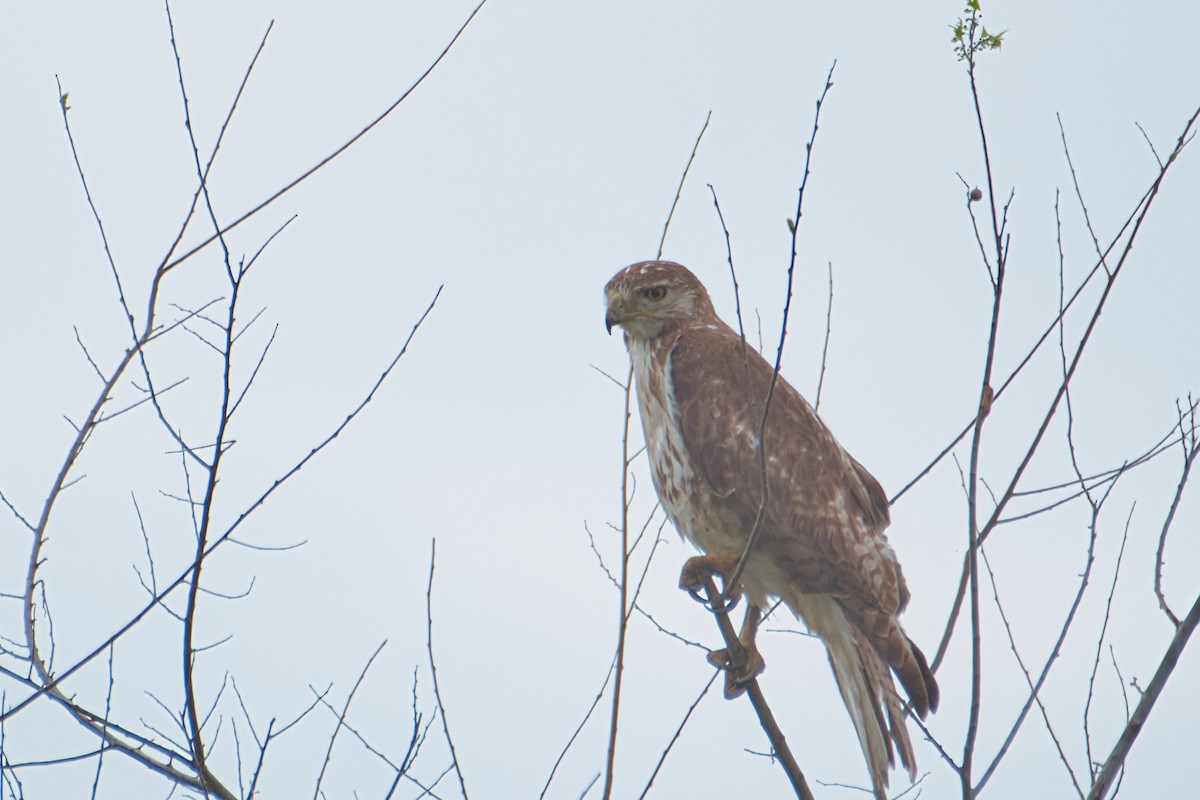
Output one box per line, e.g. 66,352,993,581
970,187,983,202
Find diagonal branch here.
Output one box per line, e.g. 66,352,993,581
2,287,442,727
701,578,814,800
657,110,712,259
928,103,1200,681
312,641,388,800
155,0,490,280
635,671,720,800
1085,587,1200,800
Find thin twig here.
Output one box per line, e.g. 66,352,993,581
54,74,128,325
1058,114,1111,278
708,184,744,347
728,60,837,595
1154,402,1197,626
635,671,719,800
911,713,960,772
427,540,469,800
87,646,116,800
600,102,715,800
1132,121,1164,169
2,288,442,726
657,111,712,259
894,102,1198,507
927,103,1200,681
312,641,388,800
540,654,618,800
975,545,1085,797
601,361,635,800
710,181,765,468
73,326,107,384
0,489,34,532
1084,506,1133,780
155,0,490,279
813,261,833,413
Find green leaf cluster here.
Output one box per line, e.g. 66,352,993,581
951,0,1007,62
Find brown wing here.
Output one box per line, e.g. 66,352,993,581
848,453,890,530
669,322,937,716
669,322,893,577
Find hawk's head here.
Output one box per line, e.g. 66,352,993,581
604,261,717,341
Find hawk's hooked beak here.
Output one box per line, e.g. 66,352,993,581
605,293,625,335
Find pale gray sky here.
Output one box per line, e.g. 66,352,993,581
2,2,1198,798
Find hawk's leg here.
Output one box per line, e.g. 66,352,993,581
678,551,766,698
707,603,765,699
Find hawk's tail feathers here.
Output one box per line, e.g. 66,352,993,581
859,628,917,777
796,594,915,800
905,633,940,716
854,606,940,720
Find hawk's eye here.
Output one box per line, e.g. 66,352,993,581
644,286,668,302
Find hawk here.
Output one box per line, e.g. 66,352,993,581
604,260,938,798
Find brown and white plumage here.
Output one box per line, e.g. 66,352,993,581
604,260,938,798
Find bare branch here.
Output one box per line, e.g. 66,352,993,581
1133,121,1164,170
2,286,442,726
1085,507,1134,780
928,103,1200,684
957,16,1008,790
635,671,719,800
427,539,469,800
0,489,34,532
1086,588,1200,800
895,102,1198,507
1154,401,1198,626
700,577,814,800
813,261,833,413
157,0,491,279
87,646,116,800
589,363,629,391
728,60,837,596
72,326,107,384
657,110,712,259
974,544,1086,797
540,654,617,800
708,184,744,348
1058,114,1111,278
601,360,635,800
54,74,128,325
312,641,387,800
229,322,279,420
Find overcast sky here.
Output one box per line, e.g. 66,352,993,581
2,2,1199,798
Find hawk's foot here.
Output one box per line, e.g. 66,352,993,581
679,550,743,609
707,640,766,699
707,602,764,700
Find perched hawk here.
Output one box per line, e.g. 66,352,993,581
604,260,937,798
